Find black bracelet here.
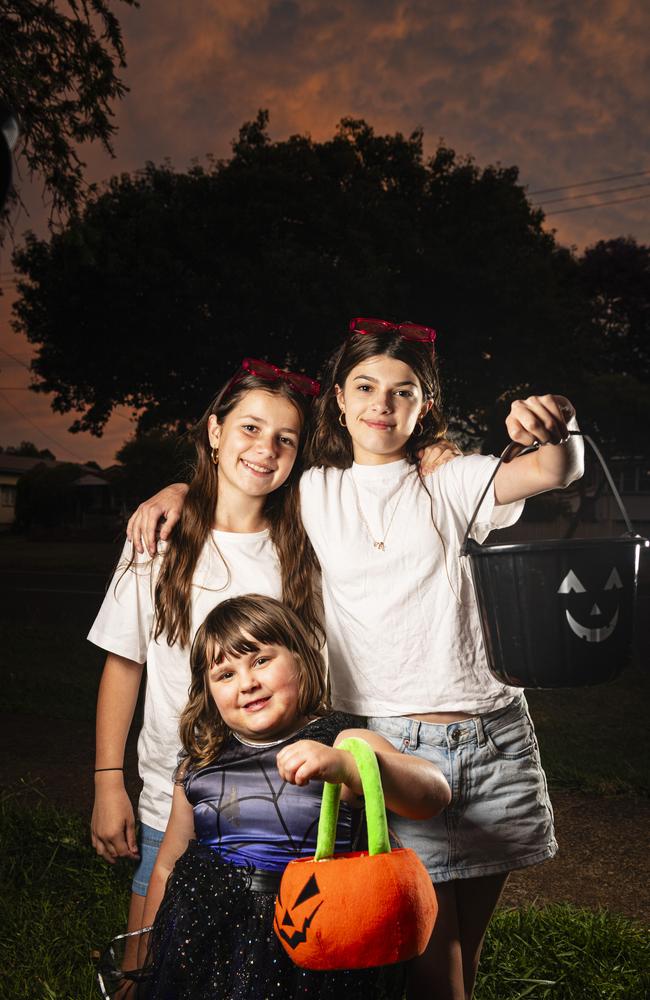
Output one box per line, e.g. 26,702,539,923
94,767,124,772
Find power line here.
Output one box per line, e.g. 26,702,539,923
529,169,650,196
0,348,133,424
535,180,650,207
545,191,650,216
0,390,90,462
0,347,31,370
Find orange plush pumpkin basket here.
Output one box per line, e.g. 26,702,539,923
273,737,437,970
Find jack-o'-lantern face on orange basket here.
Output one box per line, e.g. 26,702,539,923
273,849,437,971
274,872,323,951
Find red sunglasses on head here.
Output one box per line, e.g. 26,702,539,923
224,357,320,398
349,317,437,345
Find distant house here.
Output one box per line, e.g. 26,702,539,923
486,453,650,544
0,454,57,527
605,456,650,539
0,454,121,532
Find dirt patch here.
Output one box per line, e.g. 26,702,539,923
2,712,648,925
500,790,650,923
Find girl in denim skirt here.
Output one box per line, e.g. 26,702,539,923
129,318,584,1000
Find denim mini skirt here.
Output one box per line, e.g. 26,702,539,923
132,822,165,896
367,695,557,882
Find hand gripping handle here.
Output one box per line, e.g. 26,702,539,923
314,737,391,861
460,431,635,556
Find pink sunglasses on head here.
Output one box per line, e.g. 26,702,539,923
223,357,320,398
349,317,437,345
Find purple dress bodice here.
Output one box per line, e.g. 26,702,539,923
183,713,360,872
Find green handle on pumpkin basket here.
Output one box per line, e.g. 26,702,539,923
314,737,391,861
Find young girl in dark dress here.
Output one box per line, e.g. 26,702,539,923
101,594,450,1000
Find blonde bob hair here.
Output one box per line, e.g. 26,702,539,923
179,594,330,770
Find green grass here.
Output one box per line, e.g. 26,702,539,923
1,538,648,796
477,905,649,999
0,793,130,1000
0,622,106,719
527,667,650,797
0,796,647,1000
2,614,647,795
0,534,121,574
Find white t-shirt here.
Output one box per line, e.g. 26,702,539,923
300,455,523,716
88,530,282,830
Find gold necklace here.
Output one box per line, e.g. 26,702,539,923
349,469,412,551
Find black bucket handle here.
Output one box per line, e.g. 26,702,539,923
460,431,636,556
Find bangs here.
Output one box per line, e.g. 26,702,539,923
208,618,294,665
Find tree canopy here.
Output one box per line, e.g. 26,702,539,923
115,429,193,504
0,0,136,222
11,112,650,452
0,439,55,459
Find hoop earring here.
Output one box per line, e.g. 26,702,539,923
339,412,347,428
415,421,424,436
211,446,219,465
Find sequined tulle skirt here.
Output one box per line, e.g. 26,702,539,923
98,843,405,1000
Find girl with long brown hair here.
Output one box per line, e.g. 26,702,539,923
89,358,323,947
130,317,584,1000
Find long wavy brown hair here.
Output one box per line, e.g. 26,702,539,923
154,372,323,649
179,595,330,769
306,328,447,469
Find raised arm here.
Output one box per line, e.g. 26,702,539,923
494,394,584,505
276,730,451,820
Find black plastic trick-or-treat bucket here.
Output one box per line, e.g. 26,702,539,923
461,433,649,688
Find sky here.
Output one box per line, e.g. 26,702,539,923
1,0,649,467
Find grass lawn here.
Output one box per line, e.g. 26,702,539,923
1,538,648,997
2,608,647,795
527,666,650,797
0,621,106,719
0,534,121,575
1,794,648,1000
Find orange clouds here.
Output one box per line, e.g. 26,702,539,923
2,0,648,458
100,1,648,252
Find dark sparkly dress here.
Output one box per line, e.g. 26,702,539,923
137,713,405,1000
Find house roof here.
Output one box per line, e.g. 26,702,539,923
0,454,58,474
73,473,110,487
0,454,103,476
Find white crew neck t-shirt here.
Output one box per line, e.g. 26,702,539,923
88,530,281,830
299,455,523,716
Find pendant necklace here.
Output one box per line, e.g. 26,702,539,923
349,469,412,552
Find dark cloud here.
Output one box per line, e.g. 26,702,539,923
2,0,648,461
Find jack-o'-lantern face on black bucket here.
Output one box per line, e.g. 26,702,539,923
463,534,649,688
558,567,624,643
